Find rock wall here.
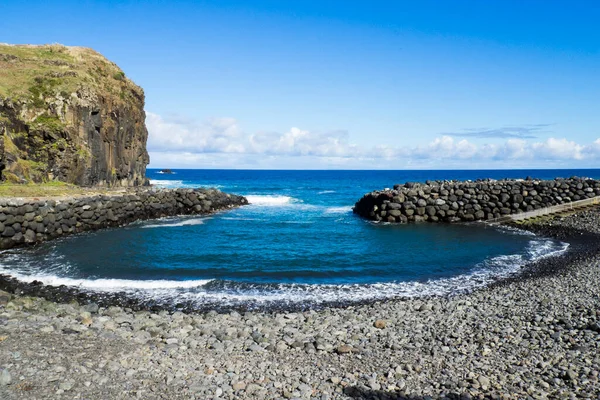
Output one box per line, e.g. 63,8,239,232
0,188,247,249
353,177,600,223
0,44,149,186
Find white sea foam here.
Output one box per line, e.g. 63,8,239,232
142,217,208,229
317,190,336,194
149,179,184,187
487,224,536,237
324,206,352,214
220,217,264,221
245,195,294,206
149,179,222,189
0,269,213,291
527,239,569,259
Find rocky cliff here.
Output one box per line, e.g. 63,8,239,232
0,44,149,186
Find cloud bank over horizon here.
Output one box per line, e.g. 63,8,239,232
146,112,600,170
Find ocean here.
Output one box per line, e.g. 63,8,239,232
2,169,598,310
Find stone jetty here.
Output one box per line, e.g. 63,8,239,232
353,177,600,223
0,188,248,249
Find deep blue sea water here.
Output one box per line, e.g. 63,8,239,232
2,169,599,309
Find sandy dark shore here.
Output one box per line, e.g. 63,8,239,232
0,211,599,399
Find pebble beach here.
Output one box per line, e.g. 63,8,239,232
0,210,599,399
2,5,599,399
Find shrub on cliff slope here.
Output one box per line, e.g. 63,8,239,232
0,43,149,186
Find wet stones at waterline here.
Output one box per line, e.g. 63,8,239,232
353,177,600,223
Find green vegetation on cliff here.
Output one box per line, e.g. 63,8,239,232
0,182,118,198
0,44,142,105
0,43,149,187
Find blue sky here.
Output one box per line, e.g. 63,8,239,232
2,1,599,169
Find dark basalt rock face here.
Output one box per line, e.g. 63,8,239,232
353,177,600,223
0,44,150,186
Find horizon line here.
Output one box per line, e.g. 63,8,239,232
147,167,600,171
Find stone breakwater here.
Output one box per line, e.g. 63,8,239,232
0,188,248,249
353,177,600,223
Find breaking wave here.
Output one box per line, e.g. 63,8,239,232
245,195,295,206
142,217,209,229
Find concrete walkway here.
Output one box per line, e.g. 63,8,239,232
487,195,600,225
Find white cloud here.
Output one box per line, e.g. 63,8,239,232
146,113,245,154
531,138,584,160
248,128,363,157
415,136,478,159
583,139,600,159
500,139,529,159
146,112,600,168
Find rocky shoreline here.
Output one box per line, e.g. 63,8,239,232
0,208,599,398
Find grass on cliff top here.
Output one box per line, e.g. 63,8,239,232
0,182,121,198
0,43,143,104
